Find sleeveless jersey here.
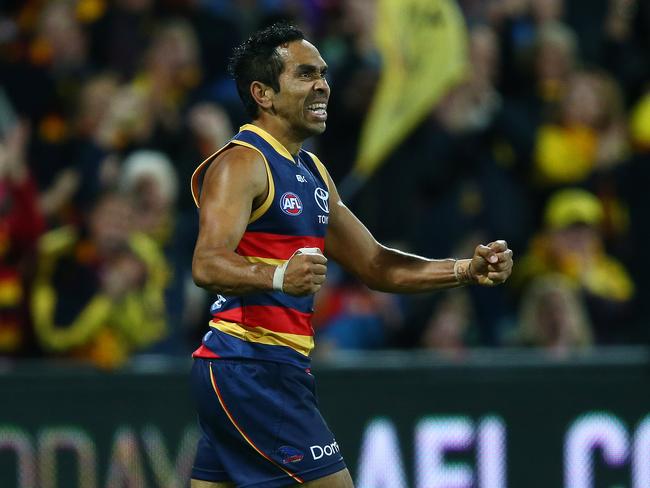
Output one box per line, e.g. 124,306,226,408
190,124,330,368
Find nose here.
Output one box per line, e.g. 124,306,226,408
314,76,330,96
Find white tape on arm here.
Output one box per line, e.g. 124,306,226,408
273,261,289,292
296,247,322,256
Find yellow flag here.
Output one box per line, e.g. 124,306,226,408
354,0,468,177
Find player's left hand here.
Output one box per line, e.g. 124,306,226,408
470,240,513,286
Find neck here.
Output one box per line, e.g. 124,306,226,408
252,116,303,155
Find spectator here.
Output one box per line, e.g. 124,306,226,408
0,120,45,355
120,149,178,246
31,191,169,368
0,0,646,354
533,69,628,186
24,1,94,223
129,18,202,153
420,289,476,356
514,188,634,343
119,149,190,354
71,73,123,209
516,274,593,355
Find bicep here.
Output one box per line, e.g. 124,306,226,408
195,147,267,253
324,175,382,280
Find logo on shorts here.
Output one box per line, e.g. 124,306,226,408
278,446,304,464
280,192,303,216
210,295,226,313
310,441,340,460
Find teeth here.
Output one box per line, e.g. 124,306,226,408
307,103,327,111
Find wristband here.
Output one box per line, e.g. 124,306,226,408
453,259,473,284
273,261,289,292
273,247,323,292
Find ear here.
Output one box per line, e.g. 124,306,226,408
250,81,274,111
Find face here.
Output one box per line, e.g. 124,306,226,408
270,40,330,138
89,195,134,255
562,74,602,127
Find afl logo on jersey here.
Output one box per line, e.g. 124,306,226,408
314,187,329,213
280,192,303,215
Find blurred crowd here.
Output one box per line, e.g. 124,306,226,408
0,0,648,368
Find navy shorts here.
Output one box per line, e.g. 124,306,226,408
190,358,346,487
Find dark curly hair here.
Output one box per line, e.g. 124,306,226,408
228,23,305,118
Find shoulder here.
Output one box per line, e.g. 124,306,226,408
199,144,269,206
204,144,267,180
192,140,269,208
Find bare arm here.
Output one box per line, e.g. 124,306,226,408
191,145,274,295
191,146,327,296
324,170,513,292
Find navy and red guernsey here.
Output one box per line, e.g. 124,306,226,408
190,124,331,368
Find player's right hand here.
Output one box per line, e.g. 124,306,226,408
282,250,327,296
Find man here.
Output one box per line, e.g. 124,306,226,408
190,23,513,488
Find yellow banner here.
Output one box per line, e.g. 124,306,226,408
354,0,468,177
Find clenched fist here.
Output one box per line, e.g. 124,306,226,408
455,240,513,286
280,248,328,296
470,240,513,286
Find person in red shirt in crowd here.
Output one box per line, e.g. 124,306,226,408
0,120,45,355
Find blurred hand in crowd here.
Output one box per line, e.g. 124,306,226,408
188,102,233,157
101,252,147,301
96,87,153,150
0,121,28,184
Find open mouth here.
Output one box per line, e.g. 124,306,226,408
306,102,328,121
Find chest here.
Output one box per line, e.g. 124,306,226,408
253,155,329,237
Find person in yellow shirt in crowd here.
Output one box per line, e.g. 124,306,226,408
534,69,628,185
630,88,650,152
514,188,634,343
31,191,169,369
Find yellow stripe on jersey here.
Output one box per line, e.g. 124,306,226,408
243,256,286,266
190,148,222,208
210,320,314,356
240,124,296,164
304,151,330,191
189,140,276,224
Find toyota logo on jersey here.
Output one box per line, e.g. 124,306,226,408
280,192,303,215
314,187,329,213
